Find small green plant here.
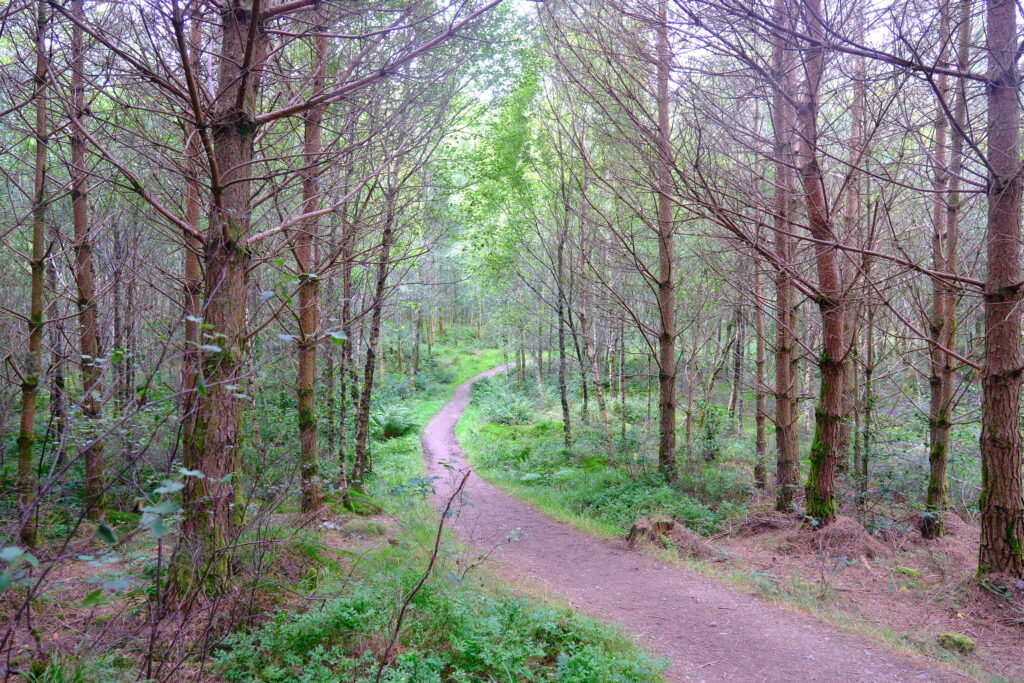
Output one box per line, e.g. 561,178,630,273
890,566,922,579
936,632,975,655
215,528,665,683
695,401,727,462
474,377,536,425
370,405,414,440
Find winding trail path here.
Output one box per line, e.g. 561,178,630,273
422,368,967,682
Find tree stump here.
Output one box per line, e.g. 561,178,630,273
626,515,675,549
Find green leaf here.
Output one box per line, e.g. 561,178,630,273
96,524,118,545
81,589,106,607
102,577,131,593
327,330,347,346
141,515,169,539
0,547,23,563
0,573,11,592
196,371,206,397
143,500,180,516
154,479,184,494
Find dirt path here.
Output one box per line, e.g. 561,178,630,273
422,368,969,683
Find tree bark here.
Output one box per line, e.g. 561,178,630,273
171,2,268,600
71,0,104,522
352,192,397,489
923,0,970,540
655,0,677,482
978,0,1024,575
180,16,203,500
770,0,799,511
296,6,327,515
409,305,420,390
16,0,49,547
578,305,608,430
556,233,572,448
753,262,767,490
728,302,745,431
798,0,845,525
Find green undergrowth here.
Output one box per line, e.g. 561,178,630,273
216,504,665,682
458,376,749,539
216,348,664,682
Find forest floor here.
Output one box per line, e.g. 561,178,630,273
423,367,989,683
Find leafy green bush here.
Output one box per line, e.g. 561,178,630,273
371,405,415,440
677,463,754,508
695,401,727,462
473,377,536,425
216,547,664,683
463,413,742,536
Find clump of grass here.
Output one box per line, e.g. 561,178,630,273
937,632,975,655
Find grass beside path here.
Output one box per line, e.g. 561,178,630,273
456,373,750,542
215,346,666,683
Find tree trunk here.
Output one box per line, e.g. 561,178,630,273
16,0,49,547
579,306,608,429
171,3,267,600
978,0,1024,575
728,302,745,431
533,319,544,399
352,193,397,489
71,0,104,522
798,0,844,525
770,0,799,511
556,235,572,448
619,318,626,439
655,0,676,482
860,306,874,503
179,15,203,497
837,22,866,476
336,239,354,491
45,226,67,470
296,7,327,515
923,0,970,540
753,262,767,490
409,306,420,390
566,306,589,422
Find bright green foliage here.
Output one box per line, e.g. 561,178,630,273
459,387,747,536
216,575,664,682
370,404,415,440
473,376,537,424
936,633,975,655
213,342,661,682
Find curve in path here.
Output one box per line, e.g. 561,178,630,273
422,367,966,683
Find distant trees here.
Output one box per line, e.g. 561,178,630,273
0,0,511,601
464,0,1024,578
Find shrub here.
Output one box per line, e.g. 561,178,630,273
370,405,414,440
215,558,665,682
473,377,536,425
937,632,975,655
